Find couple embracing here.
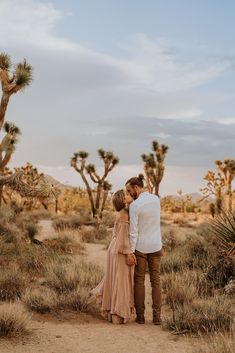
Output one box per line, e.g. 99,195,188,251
92,174,162,325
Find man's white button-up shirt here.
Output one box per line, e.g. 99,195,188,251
129,191,162,254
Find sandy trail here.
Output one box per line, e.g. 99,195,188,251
0,220,200,353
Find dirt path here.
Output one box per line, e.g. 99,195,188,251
0,221,201,353
37,219,56,241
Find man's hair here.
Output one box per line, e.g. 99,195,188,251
125,174,145,188
112,189,125,212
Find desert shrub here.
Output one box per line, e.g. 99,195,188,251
0,223,20,243
23,287,57,313
57,287,90,312
44,260,103,294
203,256,235,289
80,224,111,244
196,271,215,297
25,223,38,242
0,302,30,337
0,265,27,301
14,212,39,231
44,233,85,254
0,204,15,223
43,260,103,312
184,233,210,268
161,248,191,273
198,333,235,353
0,240,59,274
162,228,181,251
52,214,92,231
163,271,198,307
224,278,235,296
172,216,191,227
163,296,233,334
102,211,116,227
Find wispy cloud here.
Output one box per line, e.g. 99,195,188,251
0,1,228,94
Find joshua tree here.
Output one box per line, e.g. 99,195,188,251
0,53,33,130
0,122,21,204
141,140,169,196
0,172,56,200
177,189,192,213
201,170,224,214
13,163,60,211
0,53,32,205
71,149,119,218
215,159,235,211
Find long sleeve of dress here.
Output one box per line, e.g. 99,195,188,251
113,222,132,255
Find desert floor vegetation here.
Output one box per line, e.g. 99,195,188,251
161,213,235,337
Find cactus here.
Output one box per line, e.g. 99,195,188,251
141,140,169,196
71,149,119,218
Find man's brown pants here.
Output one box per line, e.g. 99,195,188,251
134,249,162,316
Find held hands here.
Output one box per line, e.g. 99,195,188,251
126,253,137,266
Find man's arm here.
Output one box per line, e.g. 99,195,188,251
129,203,139,253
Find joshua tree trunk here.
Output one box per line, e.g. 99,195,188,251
0,93,10,130
227,182,232,212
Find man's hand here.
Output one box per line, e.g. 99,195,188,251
126,253,137,266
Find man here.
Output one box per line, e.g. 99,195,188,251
125,174,162,325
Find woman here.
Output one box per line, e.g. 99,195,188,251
91,190,135,324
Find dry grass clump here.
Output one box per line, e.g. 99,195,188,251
0,223,20,243
43,260,103,312
0,265,27,301
161,248,190,273
52,214,91,231
25,222,38,242
0,204,15,223
162,228,181,251
0,240,58,274
198,333,235,353
163,271,198,307
57,287,90,312
44,260,103,294
0,302,30,337
80,224,111,244
44,232,85,254
23,287,57,313
163,296,233,334
172,215,191,227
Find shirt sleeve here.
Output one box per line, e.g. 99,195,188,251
129,202,139,253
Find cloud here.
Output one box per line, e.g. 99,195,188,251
216,117,235,125
1,0,233,194
0,1,228,94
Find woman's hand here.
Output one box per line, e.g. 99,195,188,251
126,253,137,266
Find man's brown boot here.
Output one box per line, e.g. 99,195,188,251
135,314,145,324
153,310,161,325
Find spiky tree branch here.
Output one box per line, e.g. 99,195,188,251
0,54,33,130
71,149,118,218
141,140,169,196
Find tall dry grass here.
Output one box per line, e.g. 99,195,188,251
0,303,30,337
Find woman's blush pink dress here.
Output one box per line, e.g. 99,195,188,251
91,216,134,323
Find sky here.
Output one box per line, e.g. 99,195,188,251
0,0,234,195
